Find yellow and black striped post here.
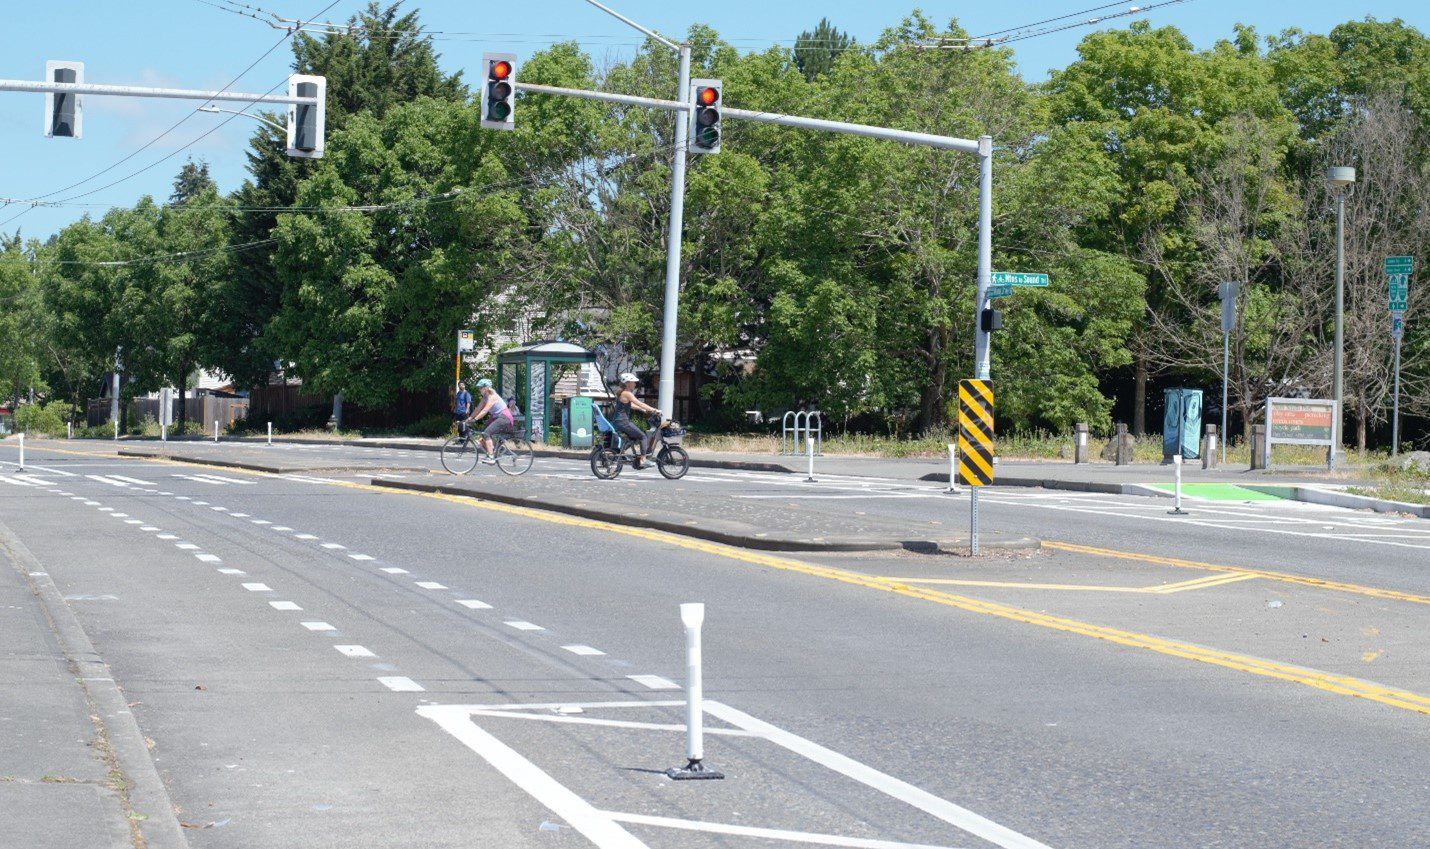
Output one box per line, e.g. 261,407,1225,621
957,379,994,554
957,379,995,487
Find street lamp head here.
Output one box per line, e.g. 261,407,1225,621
1326,166,1356,189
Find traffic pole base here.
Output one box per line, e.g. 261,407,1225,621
666,759,724,781
1167,508,1189,516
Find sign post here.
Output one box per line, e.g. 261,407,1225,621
456,329,475,389
1218,282,1240,465
957,379,995,555
1385,257,1412,456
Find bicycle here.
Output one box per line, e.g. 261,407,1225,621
589,408,689,480
440,422,534,476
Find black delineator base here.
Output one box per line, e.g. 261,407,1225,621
665,759,725,780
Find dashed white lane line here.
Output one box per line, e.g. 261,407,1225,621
176,543,200,550
271,526,293,532
242,583,273,592
192,501,209,506
295,533,318,540
110,513,128,518
218,568,246,575
210,506,229,512
174,496,191,501
335,645,376,658
456,599,491,609
195,554,223,563
416,581,447,590
83,500,99,506
269,601,302,611
561,645,606,657
229,513,250,518
301,621,336,632
140,526,160,531
123,519,143,524
107,475,156,486
98,507,114,512
627,675,680,691
158,491,172,496
382,568,409,574
250,519,271,525
504,621,544,631
320,542,346,550
348,554,374,561
378,676,424,692
157,534,178,540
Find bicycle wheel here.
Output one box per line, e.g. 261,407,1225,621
656,445,689,480
440,435,479,475
495,437,534,476
590,446,623,480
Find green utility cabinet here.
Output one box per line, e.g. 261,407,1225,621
564,396,594,448
1162,387,1204,460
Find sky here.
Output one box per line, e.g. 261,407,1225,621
1,0,1425,240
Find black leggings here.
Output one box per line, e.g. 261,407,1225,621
614,420,646,452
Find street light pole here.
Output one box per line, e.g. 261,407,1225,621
197,104,286,133
1327,166,1355,468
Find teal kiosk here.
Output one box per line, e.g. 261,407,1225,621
1162,387,1204,461
496,341,597,444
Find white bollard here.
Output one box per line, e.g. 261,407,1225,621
213,420,219,443
1168,454,1188,515
67,421,72,440
16,432,24,471
161,421,167,442
267,421,273,446
665,603,723,780
806,436,815,482
946,443,962,494
113,420,119,441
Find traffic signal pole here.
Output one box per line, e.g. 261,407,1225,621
657,44,692,420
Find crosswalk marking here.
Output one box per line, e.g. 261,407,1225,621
86,475,130,487
107,475,157,486
189,473,257,485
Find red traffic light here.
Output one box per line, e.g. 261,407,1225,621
696,86,719,107
490,60,513,81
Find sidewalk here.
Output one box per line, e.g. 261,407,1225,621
0,523,188,849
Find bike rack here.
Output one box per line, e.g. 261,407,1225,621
780,410,822,456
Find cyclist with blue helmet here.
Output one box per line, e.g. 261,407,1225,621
466,378,515,464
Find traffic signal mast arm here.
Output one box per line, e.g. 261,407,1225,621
0,78,318,107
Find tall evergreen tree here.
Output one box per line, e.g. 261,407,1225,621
794,18,853,81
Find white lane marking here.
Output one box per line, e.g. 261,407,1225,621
379,676,425,692
97,507,114,512
335,645,375,658
110,513,128,518
320,543,346,550
250,519,271,525
295,533,318,540
83,501,100,506
176,543,200,550
172,474,224,485
348,554,374,561
271,526,293,532
191,474,256,485
210,506,229,512
139,526,160,531
417,706,646,849
196,554,222,563
415,581,447,590
124,520,144,525
504,621,544,631
467,709,757,737
0,477,35,487
626,675,679,691
107,475,156,486
301,621,336,631
704,700,1053,849
269,601,302,611
382,568,409,574
85,475,130,487
13,475,54,486
456,599,491,609
192,501,209,506
602,812,958,849
158,491,173,495
561,645,606,657
230,512,250,518
174,496,191,501
0,461,77,476
218,568,246,575
242,583,273,592
70,496,85,500
157,534,178,540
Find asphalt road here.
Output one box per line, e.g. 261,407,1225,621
1,440,1426,849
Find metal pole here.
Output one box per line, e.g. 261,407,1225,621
656,44,691,419
974,136,994,380
0,78,317,106
1332,189,1345,469
969,488,980,555
1392,337,1402,456
1221,332,1229,465
666,603,722,780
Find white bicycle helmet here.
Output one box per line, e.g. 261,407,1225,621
619,372,638,384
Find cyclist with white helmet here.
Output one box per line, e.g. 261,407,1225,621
611,372,661,468
467,378,515,464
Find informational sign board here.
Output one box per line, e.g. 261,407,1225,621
1392,313,1405,341
1385,256,1412,312
1264,397,1337,469
457,329,476,352
957,379,995,487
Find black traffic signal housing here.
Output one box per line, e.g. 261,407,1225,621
285,74,327,159
981,308,1004,333
690,78,722,153
44,61,84,139
482,52,517,130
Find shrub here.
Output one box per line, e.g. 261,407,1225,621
14,401,68,436
401,413,454,438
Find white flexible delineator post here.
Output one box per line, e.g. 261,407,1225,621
1168,454,1188,515
16,432,23,471
947,443,962,494
666,603,723,780
806,436,815,482
213,420,219,443
268,421,273,446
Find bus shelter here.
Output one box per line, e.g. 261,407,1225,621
496,341,597,443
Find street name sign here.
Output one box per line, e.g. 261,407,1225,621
986,283,1014,299
991,271,1048,288
1385,256,1412,312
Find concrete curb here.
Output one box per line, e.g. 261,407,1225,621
371,478,1041,553
919,472,1132,495
1242,485,1430,518
0,523,190,849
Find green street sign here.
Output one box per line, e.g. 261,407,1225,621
1386,256,1412,312
991,271,1049,288
986,283,1014,299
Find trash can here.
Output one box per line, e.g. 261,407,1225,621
563,396,594,449
1162,388,1203,461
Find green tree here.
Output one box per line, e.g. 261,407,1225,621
794,18,853,82
0,236,45,409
